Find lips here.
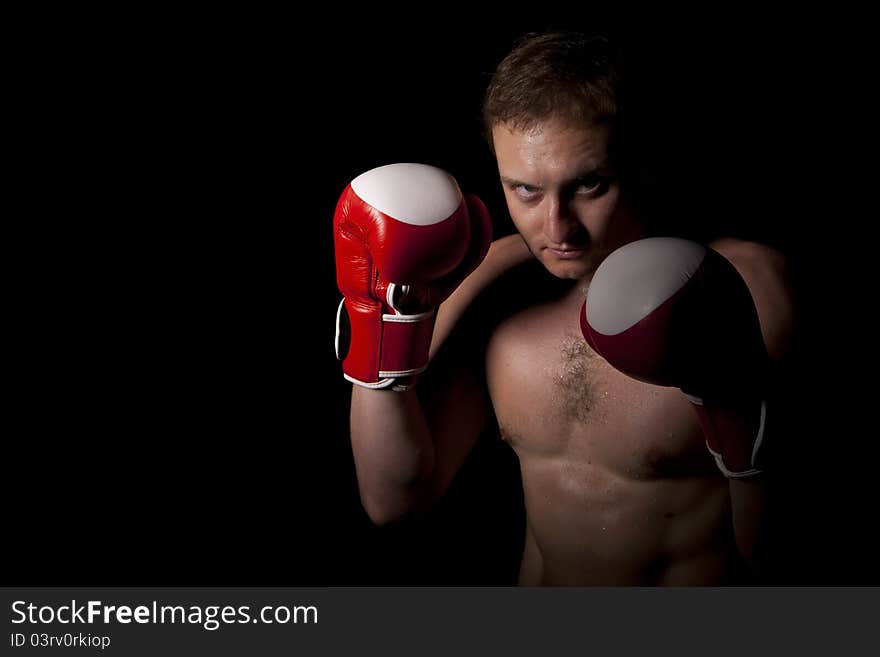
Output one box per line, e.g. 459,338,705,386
546,247,587,259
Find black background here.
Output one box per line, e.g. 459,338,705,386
7,10,874,585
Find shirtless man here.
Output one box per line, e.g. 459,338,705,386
334,32,796,585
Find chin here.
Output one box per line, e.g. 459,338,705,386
541,255,596,280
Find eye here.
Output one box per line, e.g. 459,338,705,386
514,184,540,201
576,177,604,195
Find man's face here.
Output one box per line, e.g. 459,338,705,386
492,118,645,280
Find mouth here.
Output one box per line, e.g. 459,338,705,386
545,246,588,260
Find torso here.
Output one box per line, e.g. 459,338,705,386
481,253,746,585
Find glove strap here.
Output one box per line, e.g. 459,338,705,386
336,298,436,390
377,309,435,379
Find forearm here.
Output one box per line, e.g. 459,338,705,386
350,385,436,524
729,476,767,576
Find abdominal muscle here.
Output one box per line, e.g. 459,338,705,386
516,453,741,586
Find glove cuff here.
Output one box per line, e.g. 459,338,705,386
686,394,766,478
336,298,436,389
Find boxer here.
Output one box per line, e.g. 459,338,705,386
337,33,796,585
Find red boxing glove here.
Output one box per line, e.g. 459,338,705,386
580,237,769,477
334,163,492,390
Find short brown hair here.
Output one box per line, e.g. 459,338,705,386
482,32,624,142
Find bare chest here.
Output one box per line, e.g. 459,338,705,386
485,301,714,479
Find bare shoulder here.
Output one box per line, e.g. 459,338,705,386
431,234,533,357
709,237,796,361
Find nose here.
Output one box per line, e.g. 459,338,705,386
542,196,580,245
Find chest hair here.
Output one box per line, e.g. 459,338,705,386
554,332,607,424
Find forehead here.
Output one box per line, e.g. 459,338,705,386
492,119,612,180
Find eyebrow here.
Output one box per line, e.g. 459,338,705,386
500,176,534,187
500,165,610,188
